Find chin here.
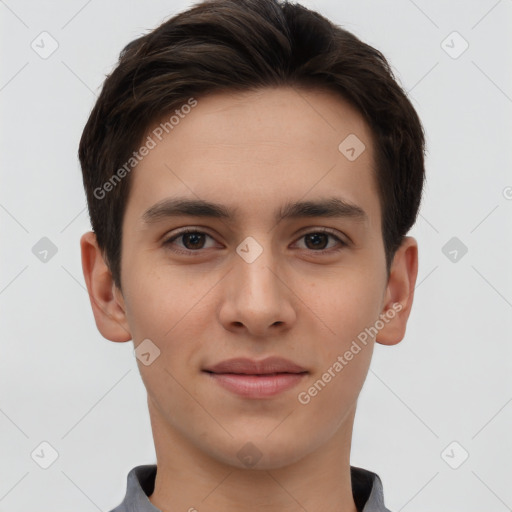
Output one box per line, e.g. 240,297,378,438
207,433,314,471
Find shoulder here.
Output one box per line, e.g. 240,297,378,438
350,465,393,512
107,464,158,512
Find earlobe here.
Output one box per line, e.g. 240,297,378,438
376,236,418,346
80,231,132,342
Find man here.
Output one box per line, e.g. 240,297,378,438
79,0,424,510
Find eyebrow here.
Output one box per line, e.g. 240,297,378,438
142,196,368,225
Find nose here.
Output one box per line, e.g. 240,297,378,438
217,242,297,338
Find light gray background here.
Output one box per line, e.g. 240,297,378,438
1,0,511,510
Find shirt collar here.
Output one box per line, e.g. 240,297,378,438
110,464,392,512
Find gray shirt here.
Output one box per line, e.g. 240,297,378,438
109,464,392,512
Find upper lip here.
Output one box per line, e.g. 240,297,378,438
204,357,308,375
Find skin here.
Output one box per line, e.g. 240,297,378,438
81,86,418,512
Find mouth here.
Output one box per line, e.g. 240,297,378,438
202,357,308,398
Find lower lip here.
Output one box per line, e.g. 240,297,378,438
205,372,307,398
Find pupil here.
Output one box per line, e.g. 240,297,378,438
306,233,327,250
184,233,204,249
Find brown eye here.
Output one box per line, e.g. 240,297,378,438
180,232,206,250
304,232,329,250
295,230,347,254
163,229,216,254
163,228,347,256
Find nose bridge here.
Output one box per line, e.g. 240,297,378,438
222,234,295,333
235,235,281,304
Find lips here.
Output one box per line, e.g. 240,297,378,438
203,357,308,398
204,356,307,375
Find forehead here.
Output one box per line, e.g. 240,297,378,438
124,86,380,228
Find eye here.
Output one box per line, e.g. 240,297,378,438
293,229,347,254
163,228,348,255
163,229,217,255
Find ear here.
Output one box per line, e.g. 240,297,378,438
80,231,132,342
376,236,418,346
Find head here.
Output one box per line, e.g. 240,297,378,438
80,0,424,471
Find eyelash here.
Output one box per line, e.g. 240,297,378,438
163,228,348,256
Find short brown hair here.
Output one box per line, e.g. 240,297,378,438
79,0,425,289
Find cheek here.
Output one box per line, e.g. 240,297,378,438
297,280,378,416
301,344,373,437
306,268,384,342
122,258,197,340
122,265,210,386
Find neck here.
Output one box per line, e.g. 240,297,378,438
148,401,359,512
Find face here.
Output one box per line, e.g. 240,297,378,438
106,86,405,469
